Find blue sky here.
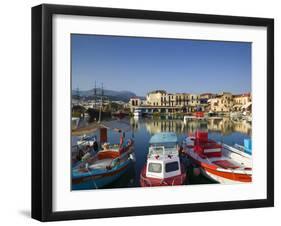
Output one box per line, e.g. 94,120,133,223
71,34,251,96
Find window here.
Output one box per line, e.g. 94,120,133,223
148,163,162,173
165,162,179,172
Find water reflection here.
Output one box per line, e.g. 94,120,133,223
131,116,251,137
72,116,251,189
103,163,137,189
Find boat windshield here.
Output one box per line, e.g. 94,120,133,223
148,144,178,158
148,162,162,173
165,161,179,172
150,142,177,149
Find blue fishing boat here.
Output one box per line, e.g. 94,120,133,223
72,121,135,190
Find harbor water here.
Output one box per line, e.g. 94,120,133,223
72,116,251,189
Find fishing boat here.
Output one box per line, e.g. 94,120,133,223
140,132,187,187
229,138,252,155
133,109,142,117
72,121,135,190
183,131,252,184
230,111,243,119
77,134,97,147
183,115,196,123
112,111,128,119
194,111,205,118
183,112,206,124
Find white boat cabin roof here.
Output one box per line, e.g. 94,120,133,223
148,132,179,159
148,146,179,160
149,132,178,145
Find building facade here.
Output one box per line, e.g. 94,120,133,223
130,90,203,112
129,90,251,114
129,97,142,107
209,92,252,113
209,92,233,112
233,93,252,111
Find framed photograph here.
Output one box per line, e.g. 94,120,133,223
32,4,274,221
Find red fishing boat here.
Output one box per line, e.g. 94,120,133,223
112,111,128,119
183,131,252,184
194,111,204,118
140,132,187,187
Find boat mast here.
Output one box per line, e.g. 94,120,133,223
98,83,103,123
76,87,80,105
94,80,97,109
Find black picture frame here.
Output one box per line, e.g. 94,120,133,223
32,4,274,222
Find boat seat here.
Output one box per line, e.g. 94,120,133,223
89,158,112,169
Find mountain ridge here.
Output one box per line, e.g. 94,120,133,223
72,88,144,102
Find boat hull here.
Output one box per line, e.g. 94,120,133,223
187,153,252,184
199,162,251,184
72,159,132,190
140,164,187,187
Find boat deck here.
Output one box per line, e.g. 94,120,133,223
89,158,112,169
212,160,240,169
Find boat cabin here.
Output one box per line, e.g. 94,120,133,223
146,132,181,179
146,153,181,179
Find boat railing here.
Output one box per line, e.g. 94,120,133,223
222,143,251,159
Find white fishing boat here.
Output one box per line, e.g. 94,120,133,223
230,111,243,119
183,115,196,123
140,132,186,187
133,109,142,117
77,134,97,147
183,131,252,184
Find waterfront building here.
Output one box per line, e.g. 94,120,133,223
208,92,252,114
129,97,142,107
232,93,252,112
146,90,191,108
187,94,200,112
209,92,233,112
146,90,167,106
200,93,214,112
130,90,201,113
129,90,251,114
